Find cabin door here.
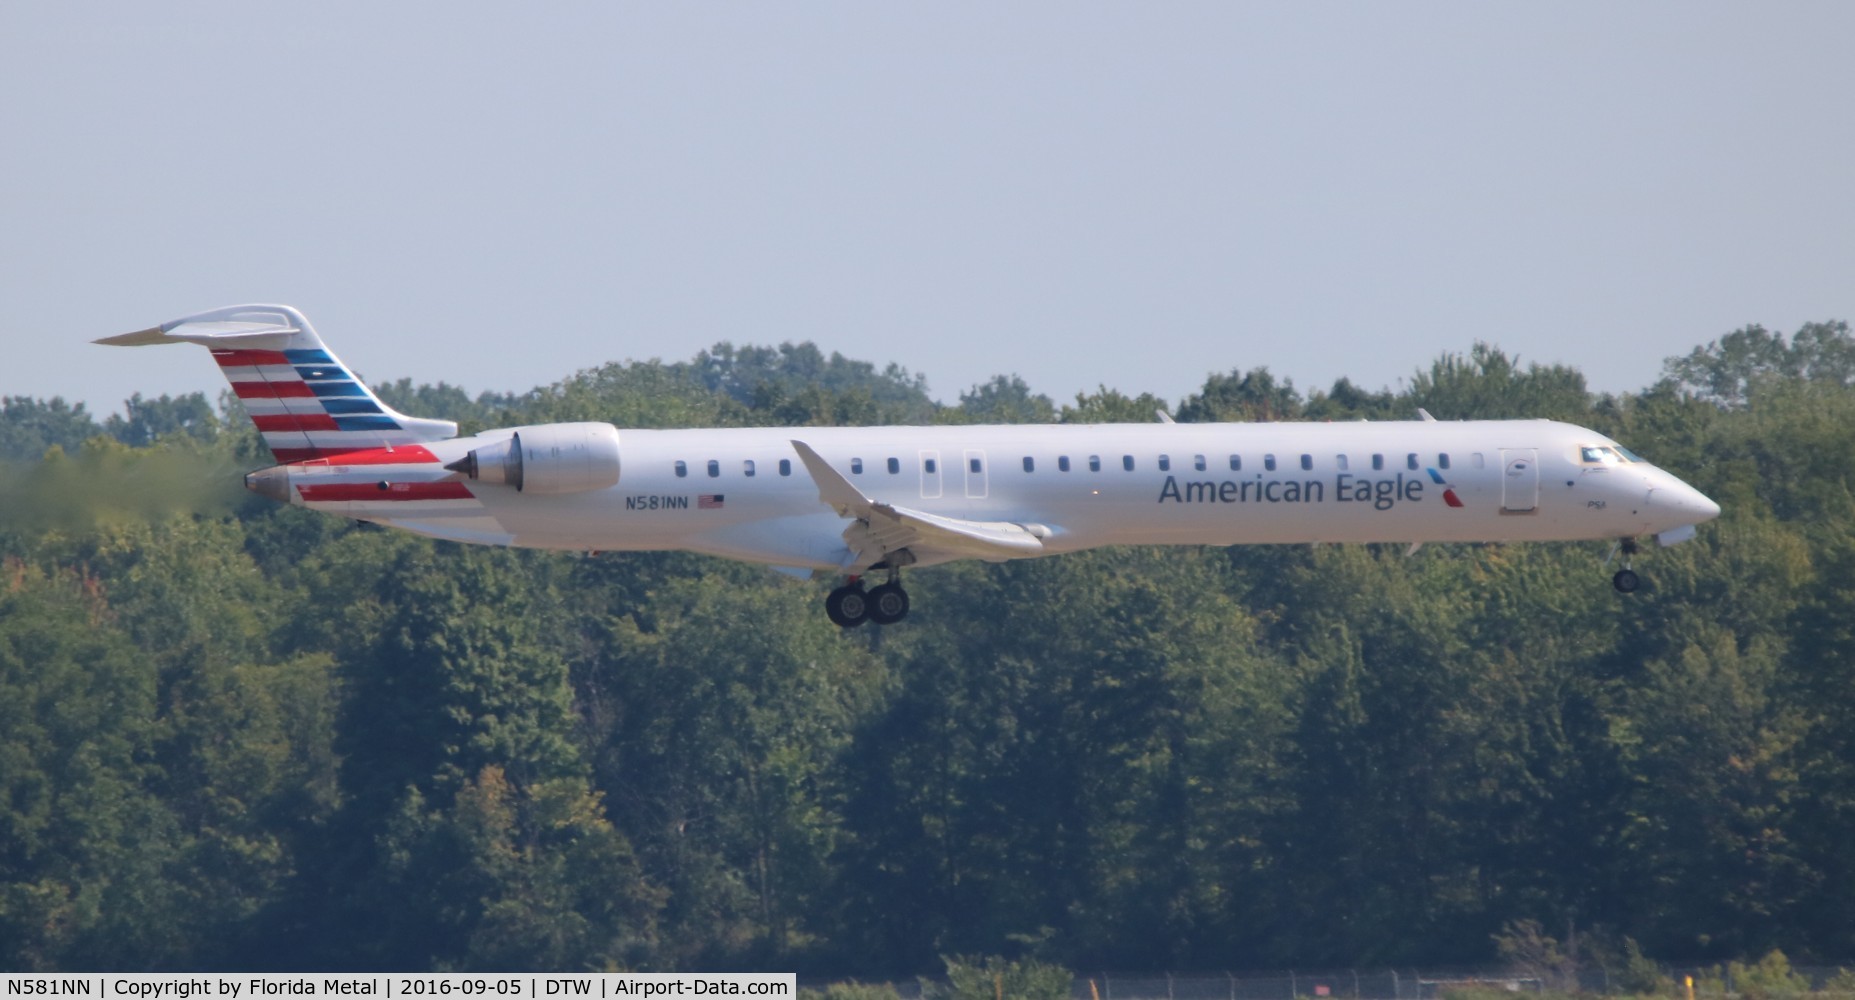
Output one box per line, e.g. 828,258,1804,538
1501,449,1539,513
963,449,988,499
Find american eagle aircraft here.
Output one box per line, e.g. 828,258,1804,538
100,305,1722,627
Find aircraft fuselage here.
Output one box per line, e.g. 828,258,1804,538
296,419,1715,572
103,304,1721,625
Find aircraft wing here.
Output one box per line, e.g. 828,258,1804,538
789,439,1046,571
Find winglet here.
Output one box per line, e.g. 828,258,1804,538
1417,408,1437,422
789,440,870,516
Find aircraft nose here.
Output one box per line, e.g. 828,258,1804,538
1650,477,1720,523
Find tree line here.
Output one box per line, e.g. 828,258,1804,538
1,323,1853,973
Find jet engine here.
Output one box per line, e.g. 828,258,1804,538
446,422,621,495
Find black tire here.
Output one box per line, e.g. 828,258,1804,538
867,582,910,625
1612,569,1641,594
826,585,870,628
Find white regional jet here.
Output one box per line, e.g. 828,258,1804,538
101,305,1722,627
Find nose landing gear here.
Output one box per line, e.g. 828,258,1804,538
1611,538,1641,593
825,571,911,628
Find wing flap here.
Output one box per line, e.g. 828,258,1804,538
867,501,1045,559
789,438,1047,567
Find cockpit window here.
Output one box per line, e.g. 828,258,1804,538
1580,445,1645,464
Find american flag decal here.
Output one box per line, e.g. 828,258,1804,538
698,494,725,509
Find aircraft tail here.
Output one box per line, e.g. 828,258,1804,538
96,304,457,463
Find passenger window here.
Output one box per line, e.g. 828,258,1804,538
1407,453,1419,470
1194,454,1207,471
1264,454,1277,472
779,459,791,476
1158,454,1171,471
887,457,900,474
1089,455,1101,472
1471,452,1485,469
851,458,863,474
707,459,720,478
1022,457,1035,473
1229,455,1241,471
1300,454,1313,471
1122,455,1135,471
743,460,756,477
925,458,938,473
1372,453,1384,471
1438,453,1451,470
1336,455,1349,471
675,460,688,478
1059,456,1071,472
969,457,982,474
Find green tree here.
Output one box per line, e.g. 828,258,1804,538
1059,386,1173,423
294,541,655,969
1406,343,1591,421
1663,321,1855,408
367,768,660,971
0,396,102,459
1175,367,1302,422
583,572,885,967
103,392,221,447
516,359,754,429
687,341,934,422
839,549,1286,969
1304,376,1399,421
370,378,521,436
0,562,185,969
945,375,1056,425
924,955,1072,1000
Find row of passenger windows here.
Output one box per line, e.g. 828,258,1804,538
672,452,1474,478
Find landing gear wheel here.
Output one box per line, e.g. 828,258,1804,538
867,582,910,625
826,585,871,628
1612,569,1641,594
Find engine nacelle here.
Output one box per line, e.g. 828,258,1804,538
447,422,621,495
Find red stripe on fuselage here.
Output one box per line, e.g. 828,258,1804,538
233,380,314,399
272,445,441,465
252,413,340,433
297,482,475,503
211,349,292,367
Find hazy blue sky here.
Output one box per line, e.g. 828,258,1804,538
4,2,1851,418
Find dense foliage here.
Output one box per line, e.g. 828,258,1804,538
2,325,1853,973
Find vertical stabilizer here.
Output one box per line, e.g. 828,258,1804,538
97,304,457,462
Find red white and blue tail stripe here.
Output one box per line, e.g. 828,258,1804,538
97,304,457,462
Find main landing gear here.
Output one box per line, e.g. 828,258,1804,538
826,573,910,628
1612,538,1641,594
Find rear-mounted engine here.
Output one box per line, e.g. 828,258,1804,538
446,422,621,495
